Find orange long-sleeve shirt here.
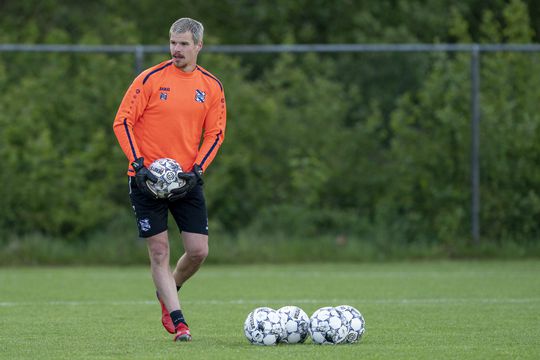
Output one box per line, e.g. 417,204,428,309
113,60,226,175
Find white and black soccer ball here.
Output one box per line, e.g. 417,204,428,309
277,305,310,344
309,306,349,345
146,158,186,198
244,307,283,346
335,305,365,343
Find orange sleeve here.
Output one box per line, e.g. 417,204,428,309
112,72,151,171
195,88,227,172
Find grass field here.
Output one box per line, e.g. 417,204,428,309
1,261,539,359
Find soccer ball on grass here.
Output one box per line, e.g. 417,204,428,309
277,305,310,344
146,158,186,198
244,307,283,345
335,305,366,343
309,306,349,345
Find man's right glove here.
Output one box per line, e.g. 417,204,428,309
131,157,158,199
168,164,204,201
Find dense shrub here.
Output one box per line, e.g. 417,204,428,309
0,0,539,260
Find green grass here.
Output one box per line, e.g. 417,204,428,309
1,261,539,359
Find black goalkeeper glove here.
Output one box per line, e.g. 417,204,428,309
131,157,159,199
168,164,204,201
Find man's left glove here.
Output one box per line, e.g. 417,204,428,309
168,164,204,201
131,157,159,199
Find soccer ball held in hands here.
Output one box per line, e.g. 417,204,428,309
146,158,186,198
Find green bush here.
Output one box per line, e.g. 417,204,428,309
1,0,539,264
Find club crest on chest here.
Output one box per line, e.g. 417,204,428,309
195,89,206,103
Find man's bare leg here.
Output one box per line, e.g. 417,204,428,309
173,232,208,287
147,230,180,312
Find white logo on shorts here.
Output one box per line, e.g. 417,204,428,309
139,218,151,232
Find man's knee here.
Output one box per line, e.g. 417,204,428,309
148,236,169,265
182,232,208,264
187,246,208,264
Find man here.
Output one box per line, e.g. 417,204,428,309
113,18,226,342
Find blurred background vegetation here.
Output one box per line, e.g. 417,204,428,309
1,0,540,264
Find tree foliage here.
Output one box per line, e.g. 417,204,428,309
0,0,539,247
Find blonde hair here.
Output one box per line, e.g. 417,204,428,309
169,18,204,45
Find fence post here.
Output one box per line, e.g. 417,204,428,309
134,45,144,75
470,45,481,245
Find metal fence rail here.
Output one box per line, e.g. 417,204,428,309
3,43,540,74
3,42,540,52
3,42,540,244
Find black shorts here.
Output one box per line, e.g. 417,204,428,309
128,177,208,238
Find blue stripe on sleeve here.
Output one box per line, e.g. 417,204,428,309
196,66,223,92
143,61,172,85
123,118,138,160
200,130,223,168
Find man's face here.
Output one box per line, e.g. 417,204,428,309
169,31,202,70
